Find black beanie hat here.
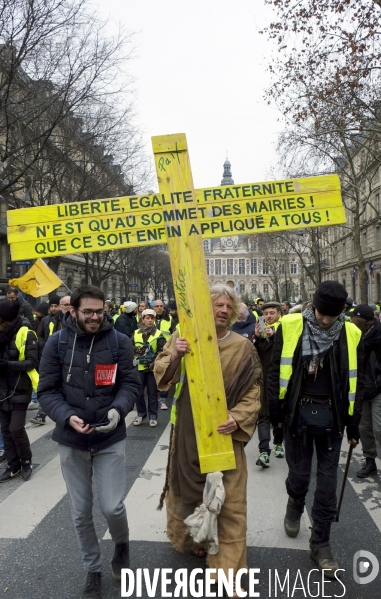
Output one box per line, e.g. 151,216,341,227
0,300,20,322
49,295,61,306
168,300,177,310
313,281,347,317
35,302,49,316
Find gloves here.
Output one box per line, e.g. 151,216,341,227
95,409,120,433
346,423,360,443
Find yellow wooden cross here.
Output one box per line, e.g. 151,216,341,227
6,133,346,473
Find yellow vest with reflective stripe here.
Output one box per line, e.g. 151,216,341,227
279,314,361,415
156,316,172,338
133,329,162,371
15,326,39,393
49,321,55,336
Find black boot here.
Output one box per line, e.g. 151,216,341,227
111,542,130,580
309,522,340,579
81,572,102,599
357,457,377,478
284,497,304,538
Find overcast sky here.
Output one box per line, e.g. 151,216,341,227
95,0,283,191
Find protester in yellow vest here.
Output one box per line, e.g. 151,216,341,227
132,309,165,428
267,281,364,579
253,301,284,467
0,300,39,483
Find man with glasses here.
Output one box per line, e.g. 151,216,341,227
37,285,140,599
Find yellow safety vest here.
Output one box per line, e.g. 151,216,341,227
279,314,361,416
156,316,172,338
133,328,163,371
261,318,281,338
49,321,55,336
15,326,39,393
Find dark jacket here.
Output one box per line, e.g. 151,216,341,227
254,329,277,417
231,311,256,339
362,319,381,400
114,312,138,338
38,312,140,452
0,316,39,411
1,297,34,327
38,312,64,355
267,320,364,436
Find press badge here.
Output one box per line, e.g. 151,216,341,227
95,364,117,386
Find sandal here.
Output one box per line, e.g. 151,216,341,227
190,546,206,558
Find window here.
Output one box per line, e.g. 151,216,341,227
239,283,245,294
250,259,257,274
263,283,269,294
239,259,245,274
262,262,269,275
227,259,233,275
280,263,285,275
377,227,381,248
375,168,380,182
251,283,257,295
342,242,346,261
363,231,367,250
290,262,297,274
203,240,209,251
376,193,380,214
206,259,210,274
215,259,221,275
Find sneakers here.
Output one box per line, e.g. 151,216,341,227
133,416,146,426
81,571,102,599
160,402,168,410
29,416,46,425
149,418,158,427
357,457,377,478
111,542,130,580
256,452,270,468
0,466,21,482
0,450,6,464
274,444,285,458
21,460,33,481
27,401,39,410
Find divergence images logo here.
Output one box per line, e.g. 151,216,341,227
353,550,379,585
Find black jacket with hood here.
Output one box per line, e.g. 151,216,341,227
267,319,364,437
38,312,140,452
0,315,39,411
231,311,256,339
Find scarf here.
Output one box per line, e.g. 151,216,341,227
302,307,344,362
138,324,157,343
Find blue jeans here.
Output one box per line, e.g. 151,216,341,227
284,424,343,522
58,440,129,572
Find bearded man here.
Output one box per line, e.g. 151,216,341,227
154,284,262,598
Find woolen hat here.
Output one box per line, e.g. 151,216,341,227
168,300,177,310
0,300,20,321
123,301,137,313
345,297,354,306
35,302,49,316
49,295,61,306
141,309,156,318
352,304,375,321
313,281,347,316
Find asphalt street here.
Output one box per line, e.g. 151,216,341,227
0,405,380,599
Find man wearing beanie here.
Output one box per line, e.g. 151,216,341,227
114,301,138,339
268,281,364,578
0,300,38,482
350,305,381,478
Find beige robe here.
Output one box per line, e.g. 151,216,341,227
154,330,262,577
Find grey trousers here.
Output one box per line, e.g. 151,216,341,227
58,440,129,572
359,394,381,459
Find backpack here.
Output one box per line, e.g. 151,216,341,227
57,327,119,364
137,342,156,367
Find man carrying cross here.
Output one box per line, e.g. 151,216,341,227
154,284,262,597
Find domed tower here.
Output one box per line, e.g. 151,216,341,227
221,157,234,186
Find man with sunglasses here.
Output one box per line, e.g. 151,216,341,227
37,285,140,599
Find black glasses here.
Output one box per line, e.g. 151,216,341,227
77,309,105,318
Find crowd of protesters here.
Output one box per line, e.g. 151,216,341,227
0,282,380,598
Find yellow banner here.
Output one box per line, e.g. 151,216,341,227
7,174,346,261
9,259,63,297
